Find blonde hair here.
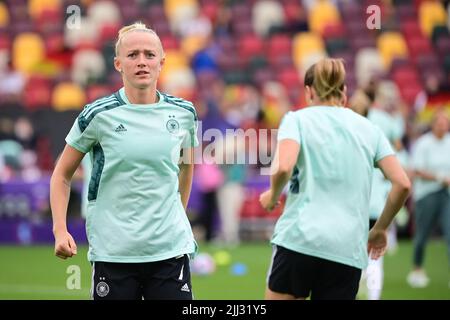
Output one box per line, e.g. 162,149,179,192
304,58,346,104
115,22,164,57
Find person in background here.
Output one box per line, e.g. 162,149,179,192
407,111,450,288
349,87,405,300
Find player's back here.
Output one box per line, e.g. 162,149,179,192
272,106,393,269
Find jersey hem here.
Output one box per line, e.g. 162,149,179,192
271,241,366,270
88,247,197,263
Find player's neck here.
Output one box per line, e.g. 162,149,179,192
124,86,159,105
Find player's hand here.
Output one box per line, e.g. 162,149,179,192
259,190,280,211
443,178,450,187
54,230,77,260
367,228,387,260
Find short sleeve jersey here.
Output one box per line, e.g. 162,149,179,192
273,107,394,269
411,132,450,201
66,88,199,262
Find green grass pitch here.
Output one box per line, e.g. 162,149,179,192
0,240,448,300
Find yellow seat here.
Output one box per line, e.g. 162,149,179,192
28,0,61,20
12,33,45,75
377,32,409,69
165,0,198,18
181,35,208,58
308,0,341,35
161,49,189,71
165,0,199,32
0,2,9,27
52,82,86,111
292,32,326,69
419,0,447,37
159,50,191,86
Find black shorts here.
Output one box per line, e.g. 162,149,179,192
267,245,361,300
91,254,193,300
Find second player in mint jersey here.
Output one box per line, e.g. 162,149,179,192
51,22,198,300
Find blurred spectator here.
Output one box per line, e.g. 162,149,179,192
349,85,404,300
14,117,37,150
407,111,450,288
0,62,26,103
196,158,224,243
216,135,246,246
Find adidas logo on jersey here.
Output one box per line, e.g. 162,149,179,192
180,283,190,292
114,124,127,132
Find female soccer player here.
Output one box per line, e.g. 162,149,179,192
51,22,198,300
260,58,411,300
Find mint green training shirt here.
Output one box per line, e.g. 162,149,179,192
367,108,402,219
272,106,394,269
66,88,199,263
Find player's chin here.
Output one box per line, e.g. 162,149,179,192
134,80,152,89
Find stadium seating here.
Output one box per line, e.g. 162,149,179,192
0,0,448,175
12,32,45,75
27,0,60,20
51,82,86,111
377,31,409,69
252,0,285,36
71,49,106,86
0,2,10,28
308,0,341,35
292,31,326,70
418,0,447,37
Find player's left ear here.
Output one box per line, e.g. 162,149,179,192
114,57,122,74
159,57,165,71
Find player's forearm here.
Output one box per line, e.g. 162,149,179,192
270,170,291,201
50,173,71,234
415,170,447,183
374,182,410,231
178,162,194,211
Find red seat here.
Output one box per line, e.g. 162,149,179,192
23,77,52,110
86,84,111,102
277,68,301,91
392,65,420,84
401,19,423,39
239,190,285,219
399,82,423,106
201,0,219,23
406,35,433,61
99,23,120,44
238,34,265,65
44,32,64,56
0,33,10,50
322,23,346,40
268,34,291,56
160,35,179,51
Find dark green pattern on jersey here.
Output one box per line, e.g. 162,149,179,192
161,93,198,121
88,143,104,201
78,94,122,133
114,91,126,106
77,94,123,201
